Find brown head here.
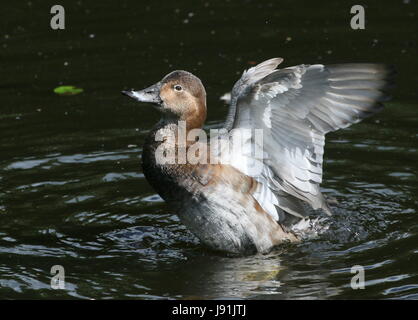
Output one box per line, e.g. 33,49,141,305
122,70,207,129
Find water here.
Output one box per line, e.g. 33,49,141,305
1,0,417,299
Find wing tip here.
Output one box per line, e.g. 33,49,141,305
253,57,284,71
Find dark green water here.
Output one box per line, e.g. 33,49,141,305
1,0,417,299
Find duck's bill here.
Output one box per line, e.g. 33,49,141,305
121,82,162,105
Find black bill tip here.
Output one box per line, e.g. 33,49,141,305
121,90,134,98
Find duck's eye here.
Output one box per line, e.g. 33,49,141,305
174,85,183,92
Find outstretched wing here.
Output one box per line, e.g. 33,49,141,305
224,59,394,221
224,58,284,131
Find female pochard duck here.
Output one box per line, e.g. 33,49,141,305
122,58,393,255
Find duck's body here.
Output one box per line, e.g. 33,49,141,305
142,120,297,254
123,58,393,255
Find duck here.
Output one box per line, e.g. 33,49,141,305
122,57,394,255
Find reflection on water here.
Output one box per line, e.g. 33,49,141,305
1,0,417,299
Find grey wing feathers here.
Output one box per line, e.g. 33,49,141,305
224,58,284,131
226,59,394,221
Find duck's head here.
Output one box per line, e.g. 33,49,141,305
122,70,207,129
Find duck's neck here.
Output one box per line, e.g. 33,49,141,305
181,102,207,131
141,117,205,204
